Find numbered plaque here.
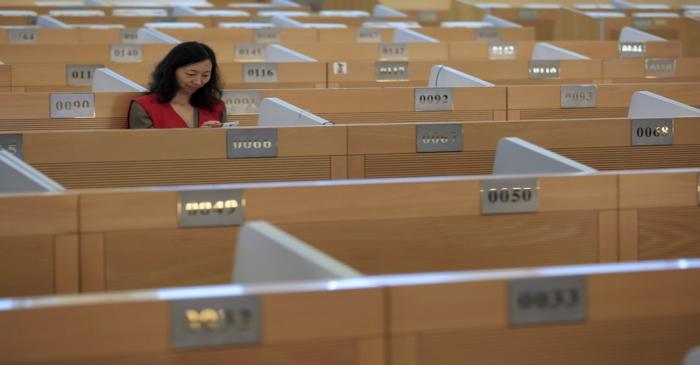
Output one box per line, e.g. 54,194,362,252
332,61,348,75
235,43,266,62
481,178,539,215
518,8,538,20
415,87,453,111
227,128,277,158
356,27,381,43
489,42,518,60
633,18,653,30
618,41,645,58
66,64,104,86
50,93,96,119
8,28,37,44
223,90,261,115
110,44,143,62
645,58,676,78
416,124,462,153
375,62,409,81
243,63,278,83
120,28,139,43
417,10,438,22
476,27,501,42
0,134,23,159
178,189,245,228
379,43,408,61
631,119,674,146
560,85,597,108
509,276,587,326
529,60,560,80
254,28,280,44
170,296,261,350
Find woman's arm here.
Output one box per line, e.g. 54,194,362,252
128,102,154,129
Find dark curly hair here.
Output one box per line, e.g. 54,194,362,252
148,41,222,111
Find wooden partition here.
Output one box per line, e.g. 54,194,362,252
0,65,10,92
226,87,507,126
0,92,136,130
489,7,563,40
507,82,700,120
0,192,79,297
618,169,700,261
602,57,700,83
386,261,700,365
161,28,319,43
0,44,175,64
77,172,618,291
346,119,700,178
316,27,536,43
328,59,603,88
448,40,681,61
0,281,386,365
283,42,449,62
10,127,347,188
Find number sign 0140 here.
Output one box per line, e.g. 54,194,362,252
110,44,143,62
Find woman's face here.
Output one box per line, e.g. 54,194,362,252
175,59,212,95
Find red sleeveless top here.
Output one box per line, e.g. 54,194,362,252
130,94,224,128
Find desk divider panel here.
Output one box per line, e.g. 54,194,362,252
0,192,79,297
77,171,618,292
507,82,700,120
0,281,386,365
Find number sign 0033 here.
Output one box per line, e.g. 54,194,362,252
509,276,586,326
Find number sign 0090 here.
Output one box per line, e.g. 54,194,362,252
50,93,96,119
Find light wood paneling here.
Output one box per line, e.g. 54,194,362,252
619,171,698,209
54,234,79,294
638,206,700,260
0,235,54,297
80,233,105,292
0,193,77,237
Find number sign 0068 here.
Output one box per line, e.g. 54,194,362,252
50,93,95,119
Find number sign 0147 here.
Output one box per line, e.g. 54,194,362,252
170,296,261,350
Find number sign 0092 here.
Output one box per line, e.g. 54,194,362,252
415,88,453,111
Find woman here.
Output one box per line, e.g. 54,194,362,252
129,41,225,128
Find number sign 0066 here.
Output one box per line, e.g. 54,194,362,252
50,93,95,119
170,296,261,350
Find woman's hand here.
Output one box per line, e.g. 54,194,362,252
201,120,222,128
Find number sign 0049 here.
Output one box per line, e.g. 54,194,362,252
50,93,95,119
375,62,409,81
178,189,245,228
170,296,261,350
481,178,538,214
